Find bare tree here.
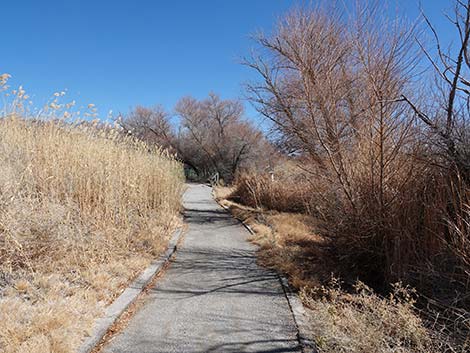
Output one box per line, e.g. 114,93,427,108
246,3,418,208
119,105,173,149
175,93,264,182
401,0,470,177
120,94,267,182
245,2,424,282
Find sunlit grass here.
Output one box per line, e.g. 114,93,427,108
0,114,184,352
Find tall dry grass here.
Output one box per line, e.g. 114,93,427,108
230,161,470,350
232,160,470,287
216,186,442,352
0,116,184,353
231,162,314,213
302,280,435,353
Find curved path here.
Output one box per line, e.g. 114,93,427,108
103,184,300,353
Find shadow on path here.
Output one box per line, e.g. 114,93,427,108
102,184,300,353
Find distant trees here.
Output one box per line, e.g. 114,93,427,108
120,93,270,182
175,93,267,182
120,105,173,149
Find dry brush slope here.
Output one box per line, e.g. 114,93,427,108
0,116,184,353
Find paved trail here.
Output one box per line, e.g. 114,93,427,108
103,184,300,353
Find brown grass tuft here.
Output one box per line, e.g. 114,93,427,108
302,280,436,353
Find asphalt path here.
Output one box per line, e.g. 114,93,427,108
103,184,300,353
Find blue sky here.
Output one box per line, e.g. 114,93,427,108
0,1,458,123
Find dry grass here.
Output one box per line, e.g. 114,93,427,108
302,281,436,353
0,116,184,353
214,186,457,353
215,186,328,289
230,164,470,289
230,162,314,213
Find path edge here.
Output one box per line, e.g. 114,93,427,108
77,227,184,353
214,191,318,353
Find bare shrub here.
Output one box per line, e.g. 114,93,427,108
244,1,427,284
302,280,435,353
241,1,469,349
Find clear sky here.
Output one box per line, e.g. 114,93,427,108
0,1,458,123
